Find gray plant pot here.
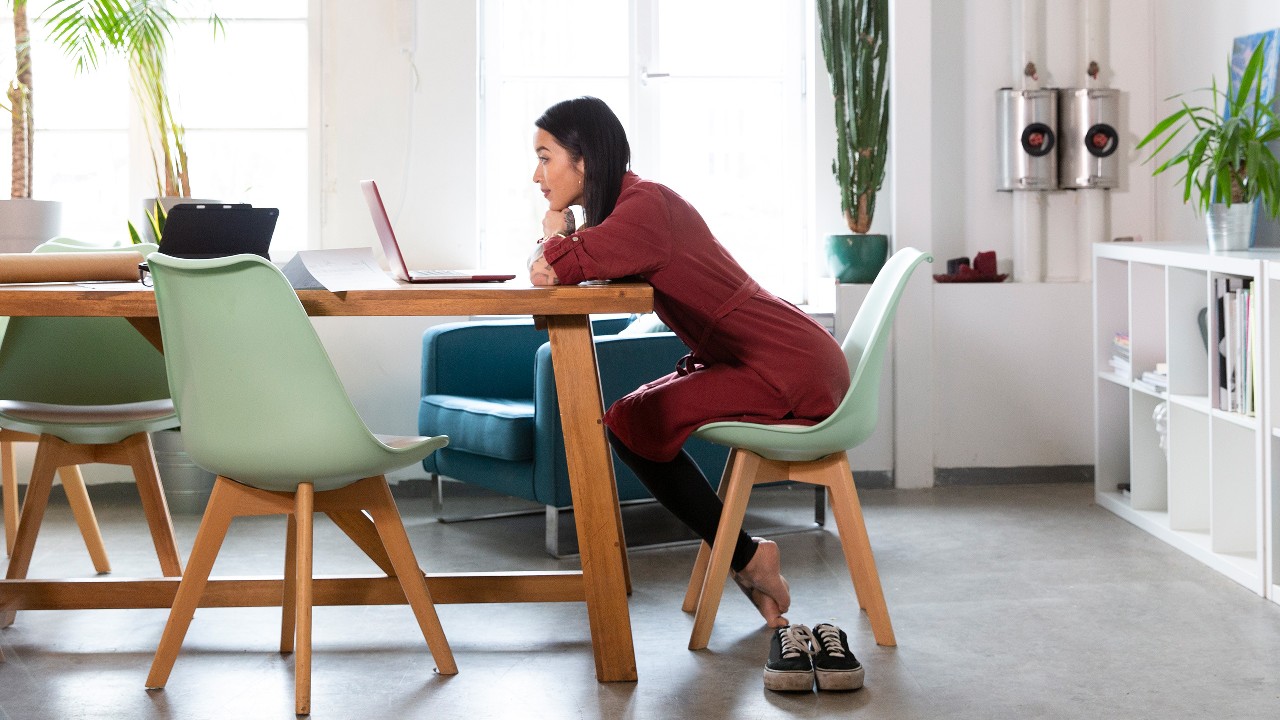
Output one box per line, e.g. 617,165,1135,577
151,429,216,515
0,198,62,253
1205,201,1254,252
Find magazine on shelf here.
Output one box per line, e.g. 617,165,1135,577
1212,276,1254,414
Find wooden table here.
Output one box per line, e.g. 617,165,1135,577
0,280,653,683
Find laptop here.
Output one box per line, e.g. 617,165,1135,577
157,203,280,260
360,179,516,283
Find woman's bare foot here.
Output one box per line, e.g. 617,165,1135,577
732,538,791,627
732,574,788,628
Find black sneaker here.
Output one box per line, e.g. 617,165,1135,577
763,624,816,692
811,623,864,691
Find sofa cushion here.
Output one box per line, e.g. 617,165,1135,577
420,394,535,461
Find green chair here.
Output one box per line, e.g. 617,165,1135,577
682,247,932,650
143,252,456,716
2,238,148,565
1,240,182,626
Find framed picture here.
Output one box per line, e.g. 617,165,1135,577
1228,29,1280,247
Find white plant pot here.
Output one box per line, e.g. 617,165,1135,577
1205,201,1255,252
151,428,216,515
0,198,62,253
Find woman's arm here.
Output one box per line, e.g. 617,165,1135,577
540,182,671,284
528,242,561,286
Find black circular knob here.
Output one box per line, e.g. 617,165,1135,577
1021,123,1056,157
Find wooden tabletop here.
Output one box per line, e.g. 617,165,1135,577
0,280,655,318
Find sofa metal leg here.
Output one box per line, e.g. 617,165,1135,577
815,486,826,526
433,474,548,523
544,505,560,557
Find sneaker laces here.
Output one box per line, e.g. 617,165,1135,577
812,624,846,658
777,624,815,659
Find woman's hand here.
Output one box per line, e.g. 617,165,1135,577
541,208,575,241
527,243,560,286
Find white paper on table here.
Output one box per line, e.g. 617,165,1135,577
297,248,398,291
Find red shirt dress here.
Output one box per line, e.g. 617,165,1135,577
541,172,849,462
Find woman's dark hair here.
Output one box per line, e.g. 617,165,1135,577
535,96,630,227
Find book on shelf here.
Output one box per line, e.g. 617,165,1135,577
1108,330,1130,377
1141,366,1168,389
1109,355,1131,376
1134,362,1167,394
1213,276,1255,414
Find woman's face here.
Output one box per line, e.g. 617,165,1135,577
533,128,585,212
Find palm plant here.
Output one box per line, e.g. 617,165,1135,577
44,0,222,199
7,0,33,199
1137,39,1280,219
817,0,889,234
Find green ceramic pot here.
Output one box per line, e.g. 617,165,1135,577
827,233,889,284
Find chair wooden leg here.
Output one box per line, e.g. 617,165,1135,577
824,464,895,647
688,450,760,650
294,483,314,717
326,509,395,576
281,513,298,654
2,440,17,556
362,476,457,675
123,433,182,576
58,466,111,574
3,440,69,626
146,477,238,689
682,452,737,613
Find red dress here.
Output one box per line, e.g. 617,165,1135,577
541,172,849,462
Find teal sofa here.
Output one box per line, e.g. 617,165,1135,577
419,316,730,556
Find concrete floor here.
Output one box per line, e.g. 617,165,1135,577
2,481,1279,720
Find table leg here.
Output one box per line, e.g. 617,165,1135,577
542,314,637,683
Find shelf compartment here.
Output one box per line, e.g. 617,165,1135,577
1167,266,1209,397
1129,262,1167,385
1095,257,1129,381
1095,379,1130,496
1210,418,1258,556
1168,402,1210,532
1129,390,1167,512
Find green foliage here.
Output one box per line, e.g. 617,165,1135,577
817,0,889,234
42,0,223,198
127,199,166,244
1137,39,1280,218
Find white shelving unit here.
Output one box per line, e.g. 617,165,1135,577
1267,259,1280,605
1093,242,1269,596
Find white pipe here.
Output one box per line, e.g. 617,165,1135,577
1012,0,1046,282
1077,0,1110,283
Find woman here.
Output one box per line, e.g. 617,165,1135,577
528,97,849,628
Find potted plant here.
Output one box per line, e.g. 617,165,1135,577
1137,38,1280,251
0,0,61,253
43,0,222,240
817,0,890,283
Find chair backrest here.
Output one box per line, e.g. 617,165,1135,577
0,241,169,405
147,252,396,489
824,247,932,450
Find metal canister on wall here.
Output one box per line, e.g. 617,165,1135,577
996,88,1059,191
1057,88,1120,189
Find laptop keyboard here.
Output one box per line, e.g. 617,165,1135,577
410,269,471,278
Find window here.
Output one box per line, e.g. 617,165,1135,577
1,1,309,253
480,0,809,302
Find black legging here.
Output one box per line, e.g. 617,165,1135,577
607,429,757,572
